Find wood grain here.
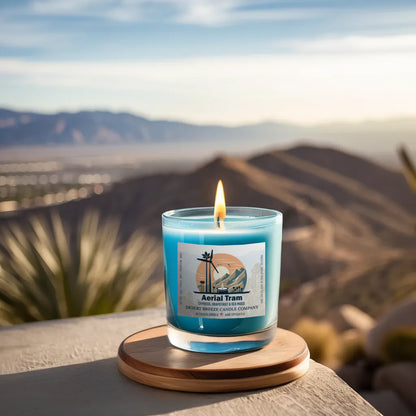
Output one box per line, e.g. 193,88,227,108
118,325,310,392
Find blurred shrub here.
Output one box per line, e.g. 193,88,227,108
398,146,416,194
0,211,163,325
291,317,340,365
381,326,416,363
337,330,366,365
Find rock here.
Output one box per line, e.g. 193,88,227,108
337,363,372,391
327,304,375,333
366,298,416,360
361,390,414,416
373,362,416,409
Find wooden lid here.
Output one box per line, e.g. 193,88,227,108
118,325,309,392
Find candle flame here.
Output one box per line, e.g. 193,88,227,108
214,180,226,227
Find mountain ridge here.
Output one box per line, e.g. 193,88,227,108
1,109,415,155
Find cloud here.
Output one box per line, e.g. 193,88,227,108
0,0,412,33
25,1,416,27
1,0,414,49
174,1,326,26
285,34,416,54
31,0,103,15
1,51,415,124
349,7,416,27
28,0,326,25
0,18,69,48
30,0,143,22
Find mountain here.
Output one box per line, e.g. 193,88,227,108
1,109,415,166
0,108,291,146
0,145,415,326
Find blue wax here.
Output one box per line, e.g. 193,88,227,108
162,208,282,336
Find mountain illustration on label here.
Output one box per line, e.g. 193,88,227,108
195,249,249,294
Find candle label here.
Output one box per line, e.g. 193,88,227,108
177,242,265,319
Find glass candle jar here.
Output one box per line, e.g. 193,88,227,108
162,207,282,353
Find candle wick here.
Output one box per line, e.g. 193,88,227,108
216,216,223,229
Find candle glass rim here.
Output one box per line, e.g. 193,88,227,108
162,206,282,229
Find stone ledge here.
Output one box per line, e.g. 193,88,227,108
0,307,380,415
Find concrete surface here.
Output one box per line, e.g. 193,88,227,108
0,307,380,415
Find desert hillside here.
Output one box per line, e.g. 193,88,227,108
1,145,415,324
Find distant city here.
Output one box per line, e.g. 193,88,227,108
1,108,415,215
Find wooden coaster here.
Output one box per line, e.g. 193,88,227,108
118,325,309,392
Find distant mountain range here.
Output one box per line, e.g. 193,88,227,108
1,109,415,163
0,108,300,146
1,144,415,326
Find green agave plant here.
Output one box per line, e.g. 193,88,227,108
0,211,163,325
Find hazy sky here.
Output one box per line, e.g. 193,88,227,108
1,0,415,125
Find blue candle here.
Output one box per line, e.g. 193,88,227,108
162,204,282,353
